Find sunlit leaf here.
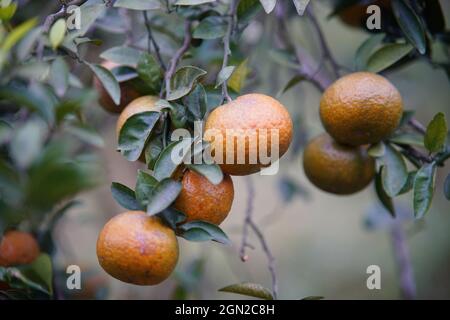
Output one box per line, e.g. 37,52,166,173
228,58,249,93
219,282,273,300
49,19,67,50
424,112,447,153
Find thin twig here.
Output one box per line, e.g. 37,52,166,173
143,11,167,71
390,223,416,300
240,177,279,300
220,0,239,104
164,20,192,99
408,119,426,135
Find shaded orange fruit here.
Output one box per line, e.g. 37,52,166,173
94,61,141,114
204,93,293,176
320,72,403,146
174,170,234,225
338,0,391,28
303,133,375,195
116,95,160,139
96,211,178,286
0,231,40,267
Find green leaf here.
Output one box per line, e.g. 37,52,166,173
0,2,17,21
147,178,182,216
259,0,277,14
413,162,437,219
375,167,395,216
398,171,416,195
177,221,231,245
145,135,164,170
87,63,121,105
1,18,37,53
169,103,189,129
114,0,161,10
111,182,143,210
382,143,408,197
118,111,161,161
49,57,69,97
354,33,385,71
175,0,216,5
135,170,158,204
215,66,236,88
193,16,227,40
391,0,427,54
444,174,450,201
24,254,53,295
137,52,163,94
153,138,193,181
49,19,66,50
167,66,207,101
366,43,413,73
10,120,47,169
237,0,262,25
228,58,249,93
368,142,385,158
302,296,325,300
100,46,143,67
187,164,223,185
276,75,304,98
389,132,424,148
65,123,105,148
17,26,42,61
184,84,208,120
424,112,447,153
219,282,273,300
159,207,186,229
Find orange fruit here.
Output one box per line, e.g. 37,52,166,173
338,0,391,28
320,72,403,146
0,231,40,267
94,61,141,114
303,133,375,195
116,95,160,139
204,93,293,176
174,170,234,225
96,211,178,286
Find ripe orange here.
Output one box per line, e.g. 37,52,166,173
204,93,293,176
174,170,234,225
116,95,160,138
94,61,141,114
320,72,403,146
0,231,40,267
303,133,375,195
96,211,178,286
338,0,391,28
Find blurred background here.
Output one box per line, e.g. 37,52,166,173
42,1,450,300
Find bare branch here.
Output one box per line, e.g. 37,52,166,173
143,11,167,71
408,118,427,135
220,0,239,104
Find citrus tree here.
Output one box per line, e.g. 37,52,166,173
1,0,449,300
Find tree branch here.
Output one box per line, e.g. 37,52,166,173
164,20,192,99
220,0,239,104
143,11,167,71
240,177,279,300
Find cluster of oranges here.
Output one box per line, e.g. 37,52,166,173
303,72,403,195
94,61,294,285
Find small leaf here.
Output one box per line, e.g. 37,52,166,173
375,167,395,216
153,138,193,181
228,58,249,93
424,112,447,153
302,296,324,300
354,33,385,71
292,0,311,15
389,132,424,147
49,19,66,50
276,75,304,98
111,182,143,210
118,111,161,161
87,63,121,105
215,66,236,88
113,0,161,10
193,16,227,40
413,162,437,219
259,0,277,14
137,52,163,94
219,282,273,300
159,207,186,229
135,170,158,204
100,46,143,67
366,43,413,73
187,164,223,185
145,136,164,170
444,174,450,201
184,84,208,120
177,221,231,245
382,143,408,197
391,0,427,54
147,178,182,216
368,142,385,158
49,58,69,97
167,66,207,101
1,18,37,53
